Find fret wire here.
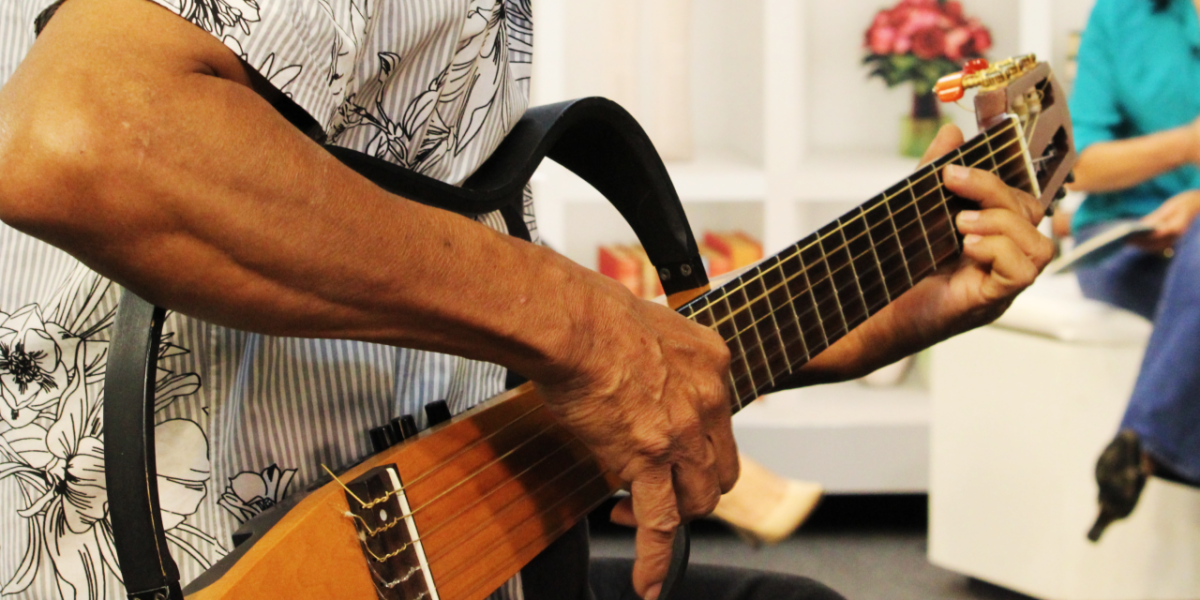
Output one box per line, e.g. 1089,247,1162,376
814,229,851,333
834,217,871,318
718,148,1028,355
765,254,810,363
881,188,915,290
857,205,891,304
715,291,753,396
934,152,963,263
755,256,793,368
694,127,1024,333
728,371,743,412
733,269,776,387
687,120,1019,320
716,293,758,396
906,180,939,267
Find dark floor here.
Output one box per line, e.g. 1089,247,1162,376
587,495,1037,600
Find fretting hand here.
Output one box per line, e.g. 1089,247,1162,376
791,124,1055,384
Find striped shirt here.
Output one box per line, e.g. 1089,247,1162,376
0,1,534,598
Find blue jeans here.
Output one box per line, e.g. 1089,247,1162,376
1076,219,1200,484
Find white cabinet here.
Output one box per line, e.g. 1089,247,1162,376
530,0,1096,493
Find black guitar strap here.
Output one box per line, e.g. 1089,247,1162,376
103,93,707,600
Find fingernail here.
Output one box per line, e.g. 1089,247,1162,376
958,210,980,223
945,164,968,183
963,234,983,245
645,583,662,600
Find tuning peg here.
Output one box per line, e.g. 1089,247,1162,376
425,400,452,426
934,73,966,103
369,426,396,453
1066,171,1076,184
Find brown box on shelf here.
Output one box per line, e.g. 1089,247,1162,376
628,246,665,300
703,231,763,270
699,243,734,277
598,245,642,298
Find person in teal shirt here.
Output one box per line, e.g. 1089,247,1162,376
1070,0,1200,540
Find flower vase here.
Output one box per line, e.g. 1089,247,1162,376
900,91,950,159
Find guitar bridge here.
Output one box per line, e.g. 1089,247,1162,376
345,466,441,600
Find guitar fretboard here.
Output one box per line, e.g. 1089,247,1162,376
680,116,1035,411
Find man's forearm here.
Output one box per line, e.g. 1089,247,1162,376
1070,126,1198,193
0,0,607,385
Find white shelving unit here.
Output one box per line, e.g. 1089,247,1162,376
530,0,1095,493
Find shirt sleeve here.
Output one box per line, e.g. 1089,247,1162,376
1069,0,1123,153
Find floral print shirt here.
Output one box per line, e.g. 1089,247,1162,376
0,1,534,599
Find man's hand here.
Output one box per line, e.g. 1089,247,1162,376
1131,189,1200,253
791,124,1055,384
536,278,738,600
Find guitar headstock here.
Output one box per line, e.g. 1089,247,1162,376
935,55,1077,213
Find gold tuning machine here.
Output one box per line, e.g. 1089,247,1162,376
934,54,1039,103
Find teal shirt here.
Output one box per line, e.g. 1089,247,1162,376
1070,0,1200,232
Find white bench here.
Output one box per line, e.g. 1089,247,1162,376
929,275,1200,600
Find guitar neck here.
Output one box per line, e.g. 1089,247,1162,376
679,116,1037,412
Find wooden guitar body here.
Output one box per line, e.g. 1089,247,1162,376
185,383,617,600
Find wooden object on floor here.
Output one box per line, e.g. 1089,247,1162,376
711,454,824,546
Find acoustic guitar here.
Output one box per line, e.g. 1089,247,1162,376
106,55,1076,600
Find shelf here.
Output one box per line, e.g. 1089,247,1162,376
734,378,931,494
537,150,766,204
794,150,917,203
738,377,930,428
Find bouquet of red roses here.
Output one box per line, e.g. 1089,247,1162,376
864,0,992,97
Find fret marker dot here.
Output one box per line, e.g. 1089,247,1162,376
380,509,388,522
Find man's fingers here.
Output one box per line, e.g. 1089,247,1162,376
710,427,740,494
957,209,1053,268
611,497,637,527
671,428,722,519
631,471,681,600
961,234,1040,297
919,124,966,168
943,164,1043,225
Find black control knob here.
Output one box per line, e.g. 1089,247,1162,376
388,417,406,442
369,426,395,453
399,414,419,438
425,400,452,426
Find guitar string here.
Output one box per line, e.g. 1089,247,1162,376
689,118,1020,322
707,142,1029,394
345,444,604,565
720,153,1032,398
329,141,1034,561
720,148,1029,394
688,130,1026,395
325,401,549,511
343,419,581,537
695,123,1025,331
320,120,1044,567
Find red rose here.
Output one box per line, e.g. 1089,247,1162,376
911,25,945,60
943,26,971,61
869,25,899,54
969,23,992,54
